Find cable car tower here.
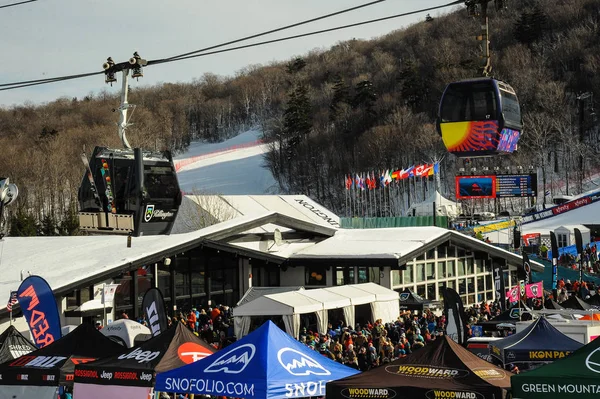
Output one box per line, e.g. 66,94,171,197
437,0,523,158
78,53,182,237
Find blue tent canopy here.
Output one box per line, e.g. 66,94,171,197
489,317,583,366
155,320,359,399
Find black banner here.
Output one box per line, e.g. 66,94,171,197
522,252,532,286
492,260,506,311
575,228,583,282
550,232,559,291
142,288,168,337
442,287,468,346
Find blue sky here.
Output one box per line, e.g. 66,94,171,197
0,0,457,106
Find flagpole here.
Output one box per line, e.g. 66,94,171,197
102,283,106,327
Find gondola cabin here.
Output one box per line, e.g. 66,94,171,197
437,78,522,157
78,146,182,236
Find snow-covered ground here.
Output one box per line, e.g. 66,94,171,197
175,129,279,195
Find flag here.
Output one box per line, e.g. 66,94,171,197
520,252,532,286
142,288,169,337
442,287,468,345
379,170,386,186
17,275,62,348
492,261,506,311
384,170,392,186
434,163,440,175
519,280,526,301
506,286,519,303
6,291,17,312
345,175,352,190
550,231,559,290
391,170,400,180
102,283,120,304
525,282,543,298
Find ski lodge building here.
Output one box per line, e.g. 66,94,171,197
0,195,542,333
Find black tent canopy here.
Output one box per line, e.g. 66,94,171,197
74,322,215,388
0,326,36,364
0,323,124,387
489,317,583,367
544,299,564,310
398,288,438,311
327,336,512,399
560,295,591,310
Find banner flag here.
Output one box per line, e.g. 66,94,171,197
6,291,17,312
506,286,519,303
519,280,526,301
521,252,532,286
442,287,468,345
525,282,543,298
492,260,506,311
142,288,169,337
550,232,559,290
17,275,62,348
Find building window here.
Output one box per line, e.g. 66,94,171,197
426,263,435,280
467,258,475,275
426,248,436,260
392,270,401,286
447,261,456,277
558,233,568,248
306,266,327,286
477,276,485,293
447,280,456,290
437,262,446,279
416,264,425,283
437,245,447,258
358,267,369,284
458,259,466,276
404,264,414,284
335,267,355,286
427,283,436,300
476,259,485,274
417,284,426,298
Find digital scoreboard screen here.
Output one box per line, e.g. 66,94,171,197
495,174,537,198
456,173,537,199
455,176,497,199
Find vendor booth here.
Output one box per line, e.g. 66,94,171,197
0,323,124,399
74,322,215,399
489,317,583,368
511,330,600,398
0,326,35,364
233,283,399,338
155,320,359,399
327,336,512,399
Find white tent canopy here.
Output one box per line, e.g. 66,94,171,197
407,191,461,217
233,283,400,338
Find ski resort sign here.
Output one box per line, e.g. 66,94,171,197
291,198,340,227
522,190,600,224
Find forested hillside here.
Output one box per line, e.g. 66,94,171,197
1,0,598,235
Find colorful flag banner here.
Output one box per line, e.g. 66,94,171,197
6,291,17,312
525,282,543,298
17,275,62,348
506,286,519,303
343,163,439,188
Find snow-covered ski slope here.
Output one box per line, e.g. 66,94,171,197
174,130,278,195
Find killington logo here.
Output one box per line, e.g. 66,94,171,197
509,308,521,319
399,293,410,301
144,205,155,222
204,344,255,374
277,348,331,376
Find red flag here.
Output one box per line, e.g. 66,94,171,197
525,282,543,298
506,286,519,303
345,175,352,190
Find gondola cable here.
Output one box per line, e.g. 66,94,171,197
0,0,462,91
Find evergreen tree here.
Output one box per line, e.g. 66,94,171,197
59,206,80,236
514,5,548,45
40,214,58,236
9,211,38,237
329,75,350,119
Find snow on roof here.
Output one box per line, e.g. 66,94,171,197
0,212,288,313
290,227,446,259
184,195,340,230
